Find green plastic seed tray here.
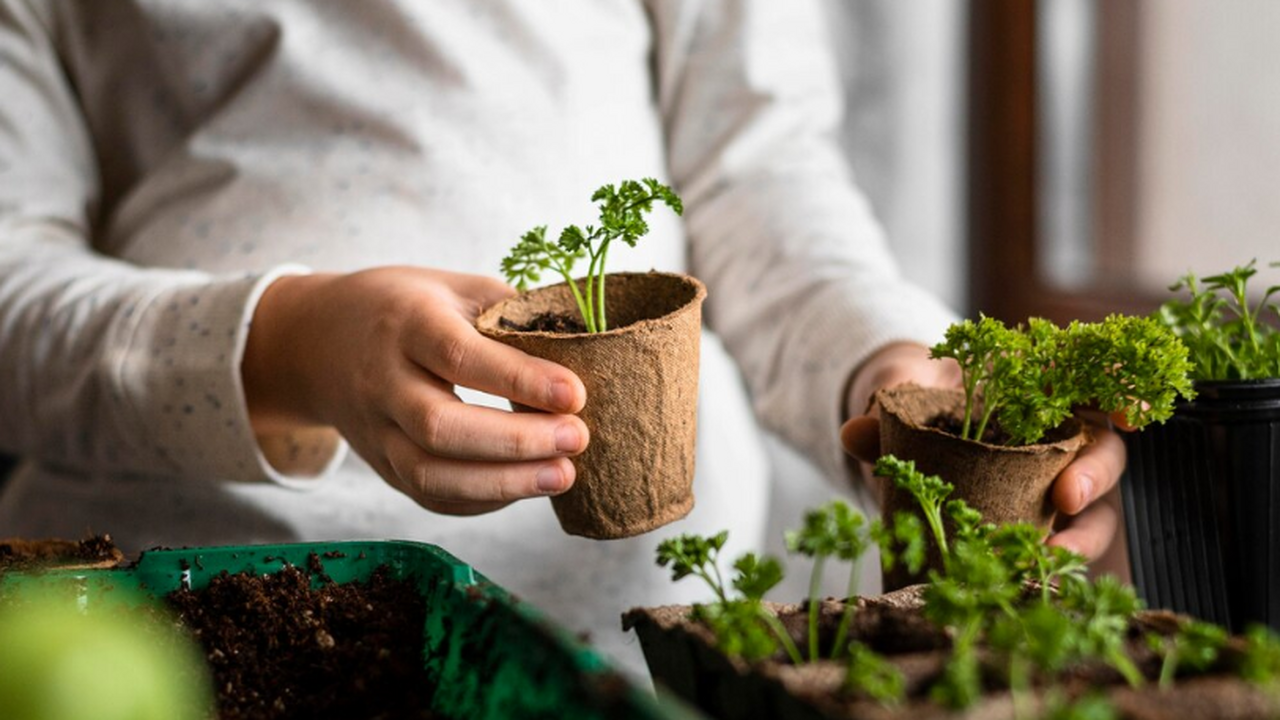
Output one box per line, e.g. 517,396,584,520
0,540,702,720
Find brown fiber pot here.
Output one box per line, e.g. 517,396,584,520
476,272,706,540
876,383,1089,590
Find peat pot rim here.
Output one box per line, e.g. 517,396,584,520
475,271,706,342
878,383,1089,456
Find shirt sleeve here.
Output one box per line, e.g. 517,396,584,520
0,0,345,485
646,0,958,498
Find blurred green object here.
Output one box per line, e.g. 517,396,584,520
0,588,212,720
0,540,700,720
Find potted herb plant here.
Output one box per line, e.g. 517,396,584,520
1123,260,1280,632
875,314,1195,589
624,455,1280,720
475,179,706,540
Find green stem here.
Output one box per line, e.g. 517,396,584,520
830,558,861,659
1110,648,1145,689
758,608,804,665
925,508,950,564
974,397,998,444
1010,653,1031,720
597,241,611,332
583,251,602,333
554,265,596,333
1158,643,1178,689
808,555,826,662
709,562,728,604
697,568,728,606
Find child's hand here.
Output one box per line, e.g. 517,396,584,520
242,267,589,515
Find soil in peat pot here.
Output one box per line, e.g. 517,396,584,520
165,554,445,720
499,311,589,334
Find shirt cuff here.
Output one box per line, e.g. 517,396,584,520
112,264,348,487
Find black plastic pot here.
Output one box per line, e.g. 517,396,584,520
1122,378,1280,631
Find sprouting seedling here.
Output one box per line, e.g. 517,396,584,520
1059,576,1146,689
870,513,926,581
1145,619,1227,689
501,178,683,333
1241,624,1280,702
844,641,905,704
785,500,871,661
1159,259,1280,380
874,455,953,562
986,523,1088,603
656,531,730,604
657,532,801,664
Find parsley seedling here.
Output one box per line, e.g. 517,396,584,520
844,641,905,704
874,456,953,562
930,314,1194,445
656,532,802,664
501,178,683,333
1145,619,1227,689
786,500,871,660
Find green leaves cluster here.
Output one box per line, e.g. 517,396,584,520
930,314,1196,446
656,532,801,664
874,454,1149,713
656,455,1278,714
500,178,683,333
1158,260,1280,380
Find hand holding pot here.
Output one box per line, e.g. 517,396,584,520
242,267,589,515
839,342,1130,568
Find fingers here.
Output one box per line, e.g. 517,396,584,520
388,377,588,462
840,415,881,464
1052,422,1127,516
406,313,587,414
1047,488,1122,562
381,429,576,511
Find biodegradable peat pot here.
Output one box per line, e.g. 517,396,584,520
1122,378,1280,632
477,271,707,540
876,384,1089,590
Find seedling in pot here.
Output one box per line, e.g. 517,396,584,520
656,532,802,663
1158,259,1280,380
785,500,872,661
1145,619,1228,689
501,178,683,333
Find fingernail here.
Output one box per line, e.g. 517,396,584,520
555,424,581,453
549,380,575,410
537,466,565,493
1076,474,1094,511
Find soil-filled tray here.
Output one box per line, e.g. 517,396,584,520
0,540,699,720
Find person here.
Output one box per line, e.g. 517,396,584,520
0,0,1127,675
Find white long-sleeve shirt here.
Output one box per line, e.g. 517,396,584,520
0,0,955,674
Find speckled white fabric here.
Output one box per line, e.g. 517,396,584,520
0,0,955,675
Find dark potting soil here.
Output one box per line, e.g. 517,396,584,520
927,413,1014,446
0,534,123,572
499,312,588,334
166,556,445,720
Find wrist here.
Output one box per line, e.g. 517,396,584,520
242,272,336,432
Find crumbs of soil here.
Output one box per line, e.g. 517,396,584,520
499,312,588,334
0,535,123,572
166,554,446,720
928,413,1013,445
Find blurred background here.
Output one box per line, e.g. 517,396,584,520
767,0,1280,598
